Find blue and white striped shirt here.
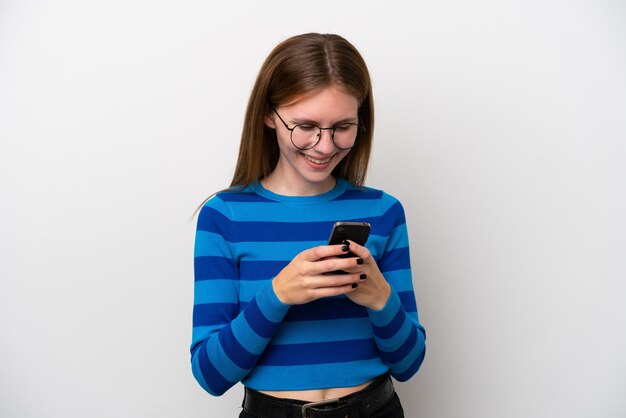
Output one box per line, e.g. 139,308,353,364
191,179,426,395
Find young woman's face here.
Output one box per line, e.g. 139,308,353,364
265,86,359,195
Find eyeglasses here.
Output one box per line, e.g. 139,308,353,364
271,109,362,150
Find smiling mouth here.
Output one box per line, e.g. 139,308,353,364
302,153,334,165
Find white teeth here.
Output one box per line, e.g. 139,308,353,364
303,154,332,164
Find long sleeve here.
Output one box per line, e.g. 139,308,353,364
367,197,426,381
190,197,290,396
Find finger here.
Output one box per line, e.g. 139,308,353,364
307,256,366,276
295,256,356,277
342,240,372,262
300,244,351,262
309,283,359,299
334,258,368,275
309,272,362,288
298,250,362,275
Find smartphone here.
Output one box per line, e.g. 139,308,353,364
326,222,371,274
324,222,372,274
327,221,371,252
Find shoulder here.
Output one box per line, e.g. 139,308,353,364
197,184,263,224
340,180,405,214
201,184,268,208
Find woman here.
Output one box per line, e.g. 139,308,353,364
191,33,426,418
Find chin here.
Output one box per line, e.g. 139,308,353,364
305,168,337,182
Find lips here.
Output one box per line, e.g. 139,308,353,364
302,153,333,165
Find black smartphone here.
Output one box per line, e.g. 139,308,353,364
326,222,371,275
327,221,371,253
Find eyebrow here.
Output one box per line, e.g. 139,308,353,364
290,116,359,126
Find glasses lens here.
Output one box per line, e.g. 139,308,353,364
332,124,359,149
291,124,358,150
291,125,320,150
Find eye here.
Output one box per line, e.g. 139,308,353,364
334,124,354,132
296,124,318,132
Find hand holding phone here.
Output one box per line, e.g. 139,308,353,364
271,221,375,304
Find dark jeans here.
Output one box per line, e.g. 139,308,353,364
238,386,404,418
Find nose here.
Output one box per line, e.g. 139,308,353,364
313,128,336,153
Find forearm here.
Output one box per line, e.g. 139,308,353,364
368,287,426,381
191,282,290,396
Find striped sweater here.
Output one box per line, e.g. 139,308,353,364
191,179,426,396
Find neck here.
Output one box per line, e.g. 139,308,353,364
261,174,337,197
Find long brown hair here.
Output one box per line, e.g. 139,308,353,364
195,33,374,213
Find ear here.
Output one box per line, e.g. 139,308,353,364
264,110,276,129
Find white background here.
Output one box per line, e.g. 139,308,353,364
1,1,625,417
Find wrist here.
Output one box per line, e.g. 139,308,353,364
370,282,391,311
272,276,292,306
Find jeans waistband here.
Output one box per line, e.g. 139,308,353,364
242,373,395,418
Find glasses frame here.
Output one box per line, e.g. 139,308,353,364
271,108,362,151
